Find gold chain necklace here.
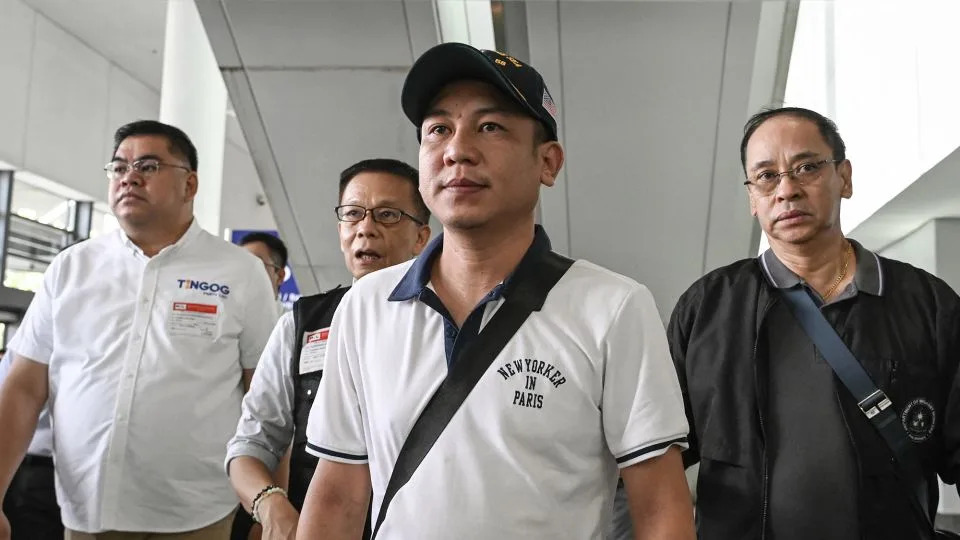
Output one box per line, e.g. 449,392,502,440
821,241,853,300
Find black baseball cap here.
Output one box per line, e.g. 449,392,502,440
401,43,559,141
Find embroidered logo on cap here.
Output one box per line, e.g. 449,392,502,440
901,398,936,442
542,89,558,120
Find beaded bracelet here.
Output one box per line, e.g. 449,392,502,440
250,484,287,523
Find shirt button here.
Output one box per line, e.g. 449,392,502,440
306,389,313,397
133,334,141,341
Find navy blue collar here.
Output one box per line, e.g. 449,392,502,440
388,225,554,302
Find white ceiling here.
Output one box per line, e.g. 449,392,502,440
22,0,167,91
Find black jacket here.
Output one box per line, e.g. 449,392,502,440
668,255,960,540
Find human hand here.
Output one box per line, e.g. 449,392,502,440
259,494,299,540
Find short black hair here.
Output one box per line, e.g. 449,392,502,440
240,232,288,269
338,158,430,223
740,107,846,173
532,121,550,149
113,120,199,171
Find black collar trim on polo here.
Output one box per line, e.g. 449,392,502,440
388,225,554,302
759,238,884,296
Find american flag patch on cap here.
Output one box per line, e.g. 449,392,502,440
542,89,558,119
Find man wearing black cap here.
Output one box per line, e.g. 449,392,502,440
297,43,694,540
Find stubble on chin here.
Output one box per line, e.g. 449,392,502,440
443,214,489,231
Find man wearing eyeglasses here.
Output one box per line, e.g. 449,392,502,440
669,107,960,539
0,120,278,540
226,158,430,540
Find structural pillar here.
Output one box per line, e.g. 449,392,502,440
159,0,227,235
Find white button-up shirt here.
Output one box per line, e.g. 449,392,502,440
7,220,277,533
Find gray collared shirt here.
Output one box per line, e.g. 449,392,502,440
759,238,884,301
758,239,885,540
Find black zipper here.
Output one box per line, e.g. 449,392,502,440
754,296,775,540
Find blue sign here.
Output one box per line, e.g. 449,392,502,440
230,229,300,311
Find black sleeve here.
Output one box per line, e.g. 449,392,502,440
939,299,960,486
668,286,701,469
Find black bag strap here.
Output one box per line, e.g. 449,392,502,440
370,251,574,539
779,287,935,532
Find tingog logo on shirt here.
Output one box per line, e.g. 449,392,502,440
176,279,230,298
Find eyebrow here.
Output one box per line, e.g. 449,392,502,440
422,105,521,122
344,199,402,208
110,153,163,163
750,151,822,171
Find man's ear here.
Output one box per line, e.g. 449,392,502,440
414,225,431,255
184,172,199,201
839,159,853,199
540,141,564,187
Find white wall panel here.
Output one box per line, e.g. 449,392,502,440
246,69,419,289
0,0,37,166
102,65,161,164
526,0,571,256
220,140,278,234
225,1,413,68
22,0,166,91
878,219,936,276
555,1,729,317
404,0,440,58
701,2,767,273
23,17,110,199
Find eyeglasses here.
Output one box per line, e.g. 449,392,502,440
743,159,841,195
104,158,192,181
335,205,425,225
262,261,283,274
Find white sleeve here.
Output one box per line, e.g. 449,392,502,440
7,256,60,364
0,350,12,385
602,284,689,468
238,259,281,370
226,312,297,472
304,290,367,464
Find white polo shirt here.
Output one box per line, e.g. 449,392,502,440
8,220,277,533
306,227,688,539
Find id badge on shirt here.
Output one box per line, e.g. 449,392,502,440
168,302,219,338
299,328,329,375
